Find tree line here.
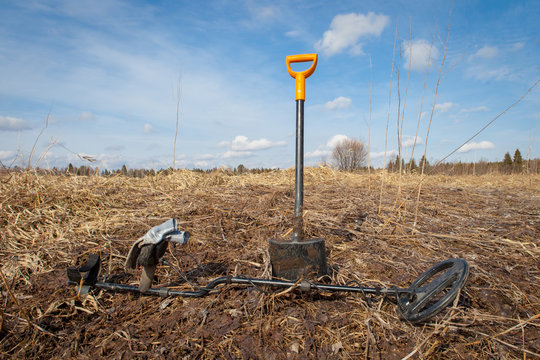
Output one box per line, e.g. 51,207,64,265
330,138,538,175
385,148,538,175
1,141,537,176
0,163,281,177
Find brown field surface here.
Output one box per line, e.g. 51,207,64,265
1,169,539,359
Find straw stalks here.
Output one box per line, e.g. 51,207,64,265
378,23,398,215
0,169,538,358
27,111,51,170
414,7,453,228
173,74,182,170
367,55,373,191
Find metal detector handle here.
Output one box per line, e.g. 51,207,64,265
286,54,318,100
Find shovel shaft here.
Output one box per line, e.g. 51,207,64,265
292,99,304,242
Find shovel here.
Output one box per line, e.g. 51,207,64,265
268,54,328,280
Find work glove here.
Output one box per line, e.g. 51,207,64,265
125,219,190,292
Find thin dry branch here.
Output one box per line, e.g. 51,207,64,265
378,22,399,214
414,6,453,227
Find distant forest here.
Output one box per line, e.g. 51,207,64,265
1,149,538,177
386,149,539,175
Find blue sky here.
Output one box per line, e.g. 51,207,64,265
0,0,538,170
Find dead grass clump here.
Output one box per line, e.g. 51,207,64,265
0,169,539,358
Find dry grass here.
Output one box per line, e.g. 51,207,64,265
1,168,539,359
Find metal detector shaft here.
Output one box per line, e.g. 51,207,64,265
69,277,410,298
292,99,304,242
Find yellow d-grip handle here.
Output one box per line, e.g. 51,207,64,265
286,53,318,101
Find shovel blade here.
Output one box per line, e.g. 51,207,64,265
269,238,327,280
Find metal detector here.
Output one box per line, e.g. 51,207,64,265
67,254,469,324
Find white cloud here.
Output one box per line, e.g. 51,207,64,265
469,45,499,60
0,150,16,160
370,150,398,159
0,116,32,131
143,123,152,133
512,42,524,51
285,30,301,38
222,150,252,159
421,105,452,119
306,134,352,159
460,106,489,113
404,39,439,72
306,149,331,158
105,145,125,152
435,102,454,113
227,135,286,151
243,3,281,28
315,12,390,56
326,134,349,148
193,161,209,168
247,5,280,21
466,66,511,82
196,154,216,160
325,96,352,110
79,111,95,121
92,153,123,169
402,135,423,148
457,141,495,153
258,6,279,19
217,135,286,161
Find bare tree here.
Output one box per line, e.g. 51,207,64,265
331,138,368,171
